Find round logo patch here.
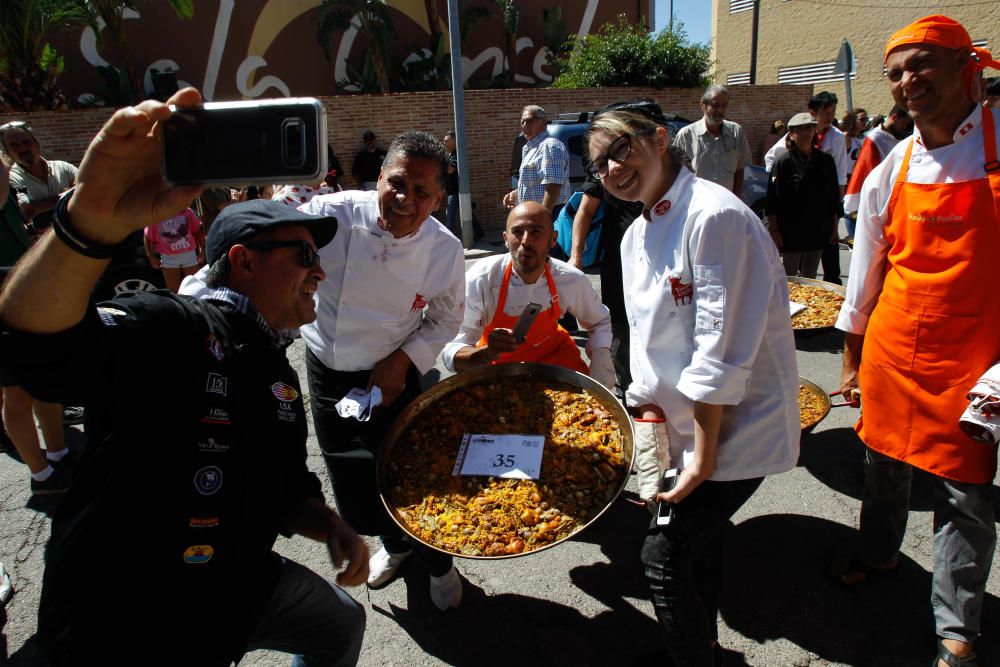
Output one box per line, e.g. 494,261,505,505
194,466,223,495
653,199,672,216
270,382,299,402
183,545,214,564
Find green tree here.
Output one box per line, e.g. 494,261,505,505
318,0,396,94
553,16,710,90
0,0,93,111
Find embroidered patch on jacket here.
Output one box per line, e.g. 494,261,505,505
270,382,299,402
411,293,428,311
183,545,214,564
653,199,672,216
669,276,693,306
206,333,224,361
194,466,223,495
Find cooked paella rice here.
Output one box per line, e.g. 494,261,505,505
798,385,827,430
386,378,626,557
788,282,845,329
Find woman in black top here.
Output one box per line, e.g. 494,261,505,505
766,113,841,279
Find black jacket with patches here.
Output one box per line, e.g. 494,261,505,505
1,291,322,666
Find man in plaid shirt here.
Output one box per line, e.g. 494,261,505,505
503,105,570,213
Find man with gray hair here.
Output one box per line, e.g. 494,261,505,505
503,105,570,213
672,84,752,195
0,121,77,224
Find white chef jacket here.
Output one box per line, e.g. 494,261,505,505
837,106,1000,335
843,125,902,215
441,254,613,370
298,190,465,373
764,125,850,186
623,167,800,481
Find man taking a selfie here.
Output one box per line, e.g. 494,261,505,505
0,88,369,666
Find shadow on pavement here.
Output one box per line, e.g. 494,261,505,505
368,499,678,667
799,427,939,511
720,513,1000,667
794,328,844,353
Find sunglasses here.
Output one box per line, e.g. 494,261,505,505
243,240,319,268
586,134,632,180
0,120,29,134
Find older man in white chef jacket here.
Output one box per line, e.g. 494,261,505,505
298,131,466,611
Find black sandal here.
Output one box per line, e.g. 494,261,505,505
933,639,978,667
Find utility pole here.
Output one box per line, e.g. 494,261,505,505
749,0,760,84
447,0,473,248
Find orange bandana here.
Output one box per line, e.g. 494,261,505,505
885,14,1000,72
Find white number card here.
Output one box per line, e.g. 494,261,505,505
453,434,545,480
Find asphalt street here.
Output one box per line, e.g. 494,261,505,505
1,244,998,667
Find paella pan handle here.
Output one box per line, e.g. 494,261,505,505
829,389,860,408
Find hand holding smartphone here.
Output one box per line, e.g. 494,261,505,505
161,98,327,186
656,468,679,526
511,303,542,343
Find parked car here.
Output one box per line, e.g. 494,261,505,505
547,111,768,219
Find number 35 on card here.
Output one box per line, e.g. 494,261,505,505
453,434,545,480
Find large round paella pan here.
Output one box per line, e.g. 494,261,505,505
378,363,635,559
788,276,846,332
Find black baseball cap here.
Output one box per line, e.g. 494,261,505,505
206,199,337,264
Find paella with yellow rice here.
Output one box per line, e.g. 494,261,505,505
385,378,626,557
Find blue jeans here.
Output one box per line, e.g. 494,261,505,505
641,477,763,667
247,558,365,667
446,194,459,237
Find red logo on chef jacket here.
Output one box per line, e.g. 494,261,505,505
270,382,299,402
669,276,693,306
959,122,974,136
653,199,671,216
411,293,428,312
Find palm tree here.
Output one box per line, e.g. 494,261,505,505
82,0,193,103
494,0,518,84
318,0,395,94
0,0,93,111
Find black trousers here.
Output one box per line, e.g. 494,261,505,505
305,348,452,576
820,242,842,285
640,477,764,667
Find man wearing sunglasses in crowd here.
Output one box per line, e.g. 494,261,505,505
0,121,77,226
0,88,370,665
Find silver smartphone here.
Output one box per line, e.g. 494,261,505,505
656,468,679,526
161,98,327,186
512,303,543,343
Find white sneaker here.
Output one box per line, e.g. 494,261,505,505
429,566,462,611
367,548,411,588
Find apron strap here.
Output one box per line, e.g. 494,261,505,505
981,107,1000,223
493,259,514,322
542,261,562,321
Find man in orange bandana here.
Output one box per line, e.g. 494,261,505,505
836,15,1000,667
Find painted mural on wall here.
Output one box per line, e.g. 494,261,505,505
55,0,650,104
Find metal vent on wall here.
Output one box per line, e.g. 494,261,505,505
730,0,754,14
778,61,856,85
727,72,751,85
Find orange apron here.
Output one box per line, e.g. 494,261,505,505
858,107,1000,483
477,259,588,373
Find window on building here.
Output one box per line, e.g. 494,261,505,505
730,0,754,13
778,60,856,85
727,72,751,85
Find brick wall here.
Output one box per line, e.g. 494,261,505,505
1,84,812,231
